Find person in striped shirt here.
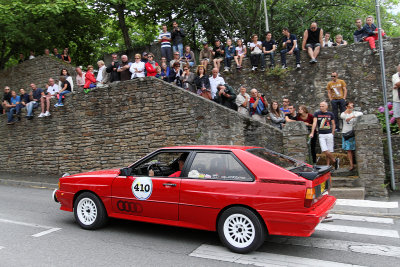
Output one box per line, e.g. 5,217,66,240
158,25,172,64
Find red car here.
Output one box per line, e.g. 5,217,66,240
54,145,335,253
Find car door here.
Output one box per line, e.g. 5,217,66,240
179,151,255,230
111,151,189,221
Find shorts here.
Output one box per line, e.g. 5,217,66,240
306,43,321,49
318,133,334,152
202,58,210,62
393,102,400,118
342,136,355,151
214,57,224,61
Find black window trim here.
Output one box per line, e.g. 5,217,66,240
181,150,255,182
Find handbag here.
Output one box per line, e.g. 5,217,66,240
200,91,212,100
343,130,355,140
261,109,269,115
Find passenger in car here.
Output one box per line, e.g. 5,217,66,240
169,153,188,177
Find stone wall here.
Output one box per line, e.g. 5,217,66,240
224,38,400,114
0,56,76,91
0,77,286,175
354,115,388,197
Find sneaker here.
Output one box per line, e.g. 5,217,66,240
236,65,241,69
281,65,287,69
58,103,64,107
335,158,340,170
27,116,33,120
372,48,378,54
44,111,51,117
223,67,229,72
251,66,257,71
54,103,59,107
260,68,265,71
314,58,318,63
7,121,14,125
38,113,45,118
296,64,301,69
309,59,314,63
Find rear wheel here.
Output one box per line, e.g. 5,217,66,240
74,192,108,230
218,207,266,253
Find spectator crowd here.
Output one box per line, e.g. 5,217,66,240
3,16,396,171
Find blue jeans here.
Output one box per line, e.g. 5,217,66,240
224,57,233,68
331,99,346,130
264,51,275,66
26,101,39,116
161,47,172,63
7,107,18,122
280,48,300,66
173,43,183,57
58,91,71,104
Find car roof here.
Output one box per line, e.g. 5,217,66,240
161,145,261,151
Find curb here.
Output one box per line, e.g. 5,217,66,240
0,179,57,190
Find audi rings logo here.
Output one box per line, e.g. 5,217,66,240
117,200,143,213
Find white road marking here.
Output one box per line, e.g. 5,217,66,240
0,246,4,250
0,217,61,238
330,213,394,224
336,199,398,208
32,228,61,238
190,244,364,267
269,236,400,258
316,224,399,238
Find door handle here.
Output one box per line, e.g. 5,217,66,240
163,183,177,187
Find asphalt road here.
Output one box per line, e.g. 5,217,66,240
0,185,399,267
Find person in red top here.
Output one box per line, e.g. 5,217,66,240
169,153,188,177
296,105,317,164
145,53,159,77
84,65,96,93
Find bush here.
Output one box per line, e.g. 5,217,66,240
376,102,399,134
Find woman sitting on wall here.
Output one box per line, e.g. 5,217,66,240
84,65,96,94
194,65,211,99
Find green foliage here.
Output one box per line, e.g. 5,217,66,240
376,104,400,134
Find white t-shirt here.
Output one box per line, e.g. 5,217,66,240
47,84,59,96
130,61,146,78
209,75,225,99
340,111,363,133
96,65,106,82
250,41,262,54
235,45,246,56
392,73,400,102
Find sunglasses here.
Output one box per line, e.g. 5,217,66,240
331,75,336,78
184,69,189,70
148,56,153,58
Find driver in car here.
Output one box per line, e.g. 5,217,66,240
149,153,188,177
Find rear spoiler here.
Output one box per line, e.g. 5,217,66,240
293,165,332,181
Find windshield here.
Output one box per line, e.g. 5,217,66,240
247,148,304,170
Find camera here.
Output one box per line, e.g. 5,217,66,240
261,94,265,97
224,89,230,94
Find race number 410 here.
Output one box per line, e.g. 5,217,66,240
131,177,153,200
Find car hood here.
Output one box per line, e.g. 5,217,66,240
66,168,121,178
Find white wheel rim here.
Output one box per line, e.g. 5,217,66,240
77,198,98,225
223,213,255,248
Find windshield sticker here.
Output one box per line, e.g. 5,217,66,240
132,177,153,200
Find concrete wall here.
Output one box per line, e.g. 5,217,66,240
0,77,286,175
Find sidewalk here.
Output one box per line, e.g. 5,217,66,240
0,171,60,189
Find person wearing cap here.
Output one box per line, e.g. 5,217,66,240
199,42,213,70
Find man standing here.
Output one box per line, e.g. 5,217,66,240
171,21,185,57
39,78,59,117
249,88,268,123
117,55,132,81
75,67,86,89
26,83,43,119
353,18,364,43
214,84,237,110
106,53,121,82
209,68,225,100
392,64,400,129
327,72,347,131
158,25,172,64
262,32,276,69
310,101,339,169
302,22,323,64
96,60,109,86
280,28,301,69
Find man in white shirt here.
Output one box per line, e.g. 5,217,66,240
392,64,400,128
39,78,59,117
96,60,109,86
209,68,225,99
235,86,250,116
75,67,85,89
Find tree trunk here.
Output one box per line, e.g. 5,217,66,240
114,3,132,53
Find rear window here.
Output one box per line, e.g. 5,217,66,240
247,148,303,170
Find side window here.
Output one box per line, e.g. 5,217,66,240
131,152,189,177
187,152,253,181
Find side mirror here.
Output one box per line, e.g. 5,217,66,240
120,167,132,177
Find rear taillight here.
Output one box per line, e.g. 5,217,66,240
304,188,316,207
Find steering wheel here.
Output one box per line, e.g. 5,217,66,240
147,163,163,176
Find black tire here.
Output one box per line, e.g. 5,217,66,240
74,192,108,230
217,206,266,253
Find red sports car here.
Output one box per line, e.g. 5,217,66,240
54,145,335,253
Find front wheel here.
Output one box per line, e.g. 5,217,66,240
74,192,108,230
218,207,266,253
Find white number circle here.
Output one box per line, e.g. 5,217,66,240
132,177,153,200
